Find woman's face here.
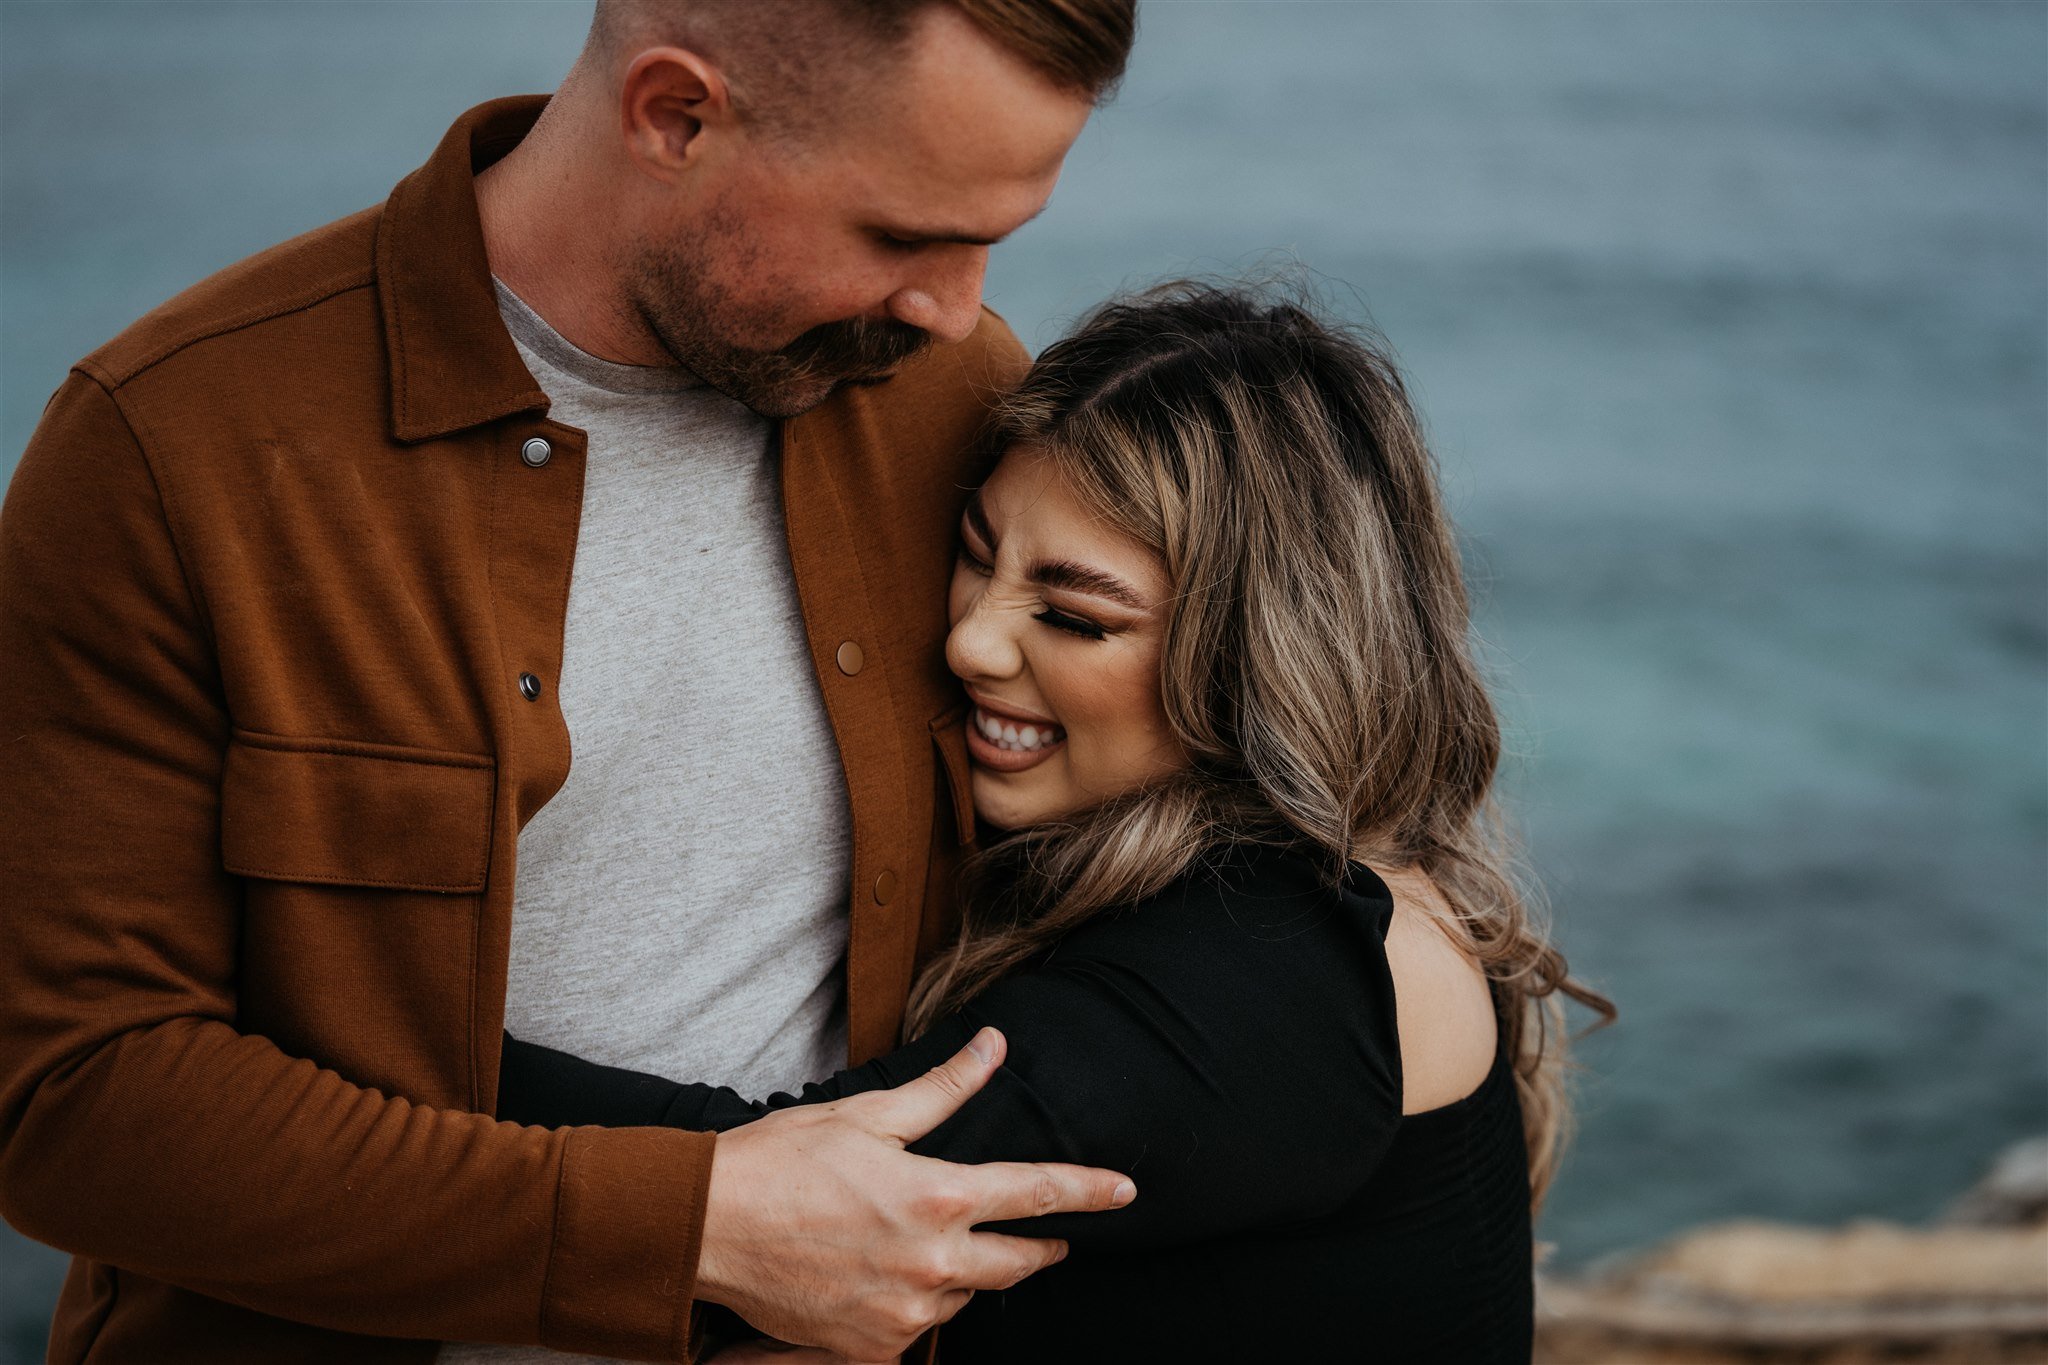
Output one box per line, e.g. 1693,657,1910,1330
946,445,1187,829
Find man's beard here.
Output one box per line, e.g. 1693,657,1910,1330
625,219,932,419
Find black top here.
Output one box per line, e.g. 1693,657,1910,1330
497,845,1534,1363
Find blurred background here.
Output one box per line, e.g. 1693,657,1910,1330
3,1,2044,1360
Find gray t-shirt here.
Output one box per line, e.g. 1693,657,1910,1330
440,283,853,1363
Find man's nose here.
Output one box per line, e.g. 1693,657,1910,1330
887,247,988,347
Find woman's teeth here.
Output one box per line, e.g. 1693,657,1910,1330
974,706,1065,752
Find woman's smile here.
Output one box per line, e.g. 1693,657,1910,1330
966,695,1069,772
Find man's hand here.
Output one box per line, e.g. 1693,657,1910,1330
694,1027,1135,1362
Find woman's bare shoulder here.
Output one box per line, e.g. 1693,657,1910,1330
1370,865,1500,1115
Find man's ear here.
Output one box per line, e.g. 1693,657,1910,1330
619,46,732,183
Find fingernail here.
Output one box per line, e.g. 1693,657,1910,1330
1111,1181,1136,1207
966,1027,995,1065
1053,1242,1070,1263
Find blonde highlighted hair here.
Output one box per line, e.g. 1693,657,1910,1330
908,282,1615,1212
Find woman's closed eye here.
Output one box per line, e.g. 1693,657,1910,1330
959,543,1109,639
1033,606,1107,641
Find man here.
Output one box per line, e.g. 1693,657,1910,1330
0,2,1138,1361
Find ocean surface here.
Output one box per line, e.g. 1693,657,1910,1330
2,1,2044,1357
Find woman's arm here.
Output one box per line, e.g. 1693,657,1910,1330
499,1023,969,1132
500,850,1404,1249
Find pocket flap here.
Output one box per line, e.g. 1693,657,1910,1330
220,729,494,893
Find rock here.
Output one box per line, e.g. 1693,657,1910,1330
1610,1217,2048,1302
1945,1135,2048,1229
1536,1135,2048,1364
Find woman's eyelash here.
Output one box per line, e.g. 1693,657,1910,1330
1034,608,1106,641
955,544,993,576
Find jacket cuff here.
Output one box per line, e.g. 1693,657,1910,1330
540,1124,717,1361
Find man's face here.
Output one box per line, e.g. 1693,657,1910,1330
625,7,1094,417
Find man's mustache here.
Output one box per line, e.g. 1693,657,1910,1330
776,315,932,383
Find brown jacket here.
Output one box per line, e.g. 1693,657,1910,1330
0,96,1015,1363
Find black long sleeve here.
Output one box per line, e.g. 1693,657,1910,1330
498,845,1404,1249
498,846,1537,1363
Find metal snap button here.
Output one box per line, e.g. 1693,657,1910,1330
873,869,899,906
518,671,542,702
520,437,552,468
835,641,865,676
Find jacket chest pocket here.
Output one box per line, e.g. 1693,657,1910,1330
220,728,495,893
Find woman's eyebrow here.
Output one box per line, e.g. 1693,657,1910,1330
962,489,1150,610
1029,559,1150,612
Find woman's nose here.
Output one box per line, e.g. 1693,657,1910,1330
945,591,1023,683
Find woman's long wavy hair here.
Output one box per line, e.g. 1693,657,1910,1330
905,282,1615,1213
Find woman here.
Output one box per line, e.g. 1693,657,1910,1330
497,283,1613,1362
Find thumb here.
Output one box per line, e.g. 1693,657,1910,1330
862,1026,1005,1144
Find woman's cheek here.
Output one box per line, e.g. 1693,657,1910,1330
1042,659,1122,797
1092,644,1181,794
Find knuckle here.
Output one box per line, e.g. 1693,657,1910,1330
913,1249,954,1291
1034,1171,1060,1215
923,1063,967,1101
885,1299,934,1341
998,1247,1042,1290
914,1178,969,1225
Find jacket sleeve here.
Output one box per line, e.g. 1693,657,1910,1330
498,852,1406,1252
0,371,711,1362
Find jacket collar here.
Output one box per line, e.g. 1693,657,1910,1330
376,96,554,444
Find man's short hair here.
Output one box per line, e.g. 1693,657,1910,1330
925,0,1137,99
590,0,1138,138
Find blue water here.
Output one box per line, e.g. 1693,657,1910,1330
3,2,2044,1357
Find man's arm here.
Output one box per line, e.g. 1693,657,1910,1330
0,372,1128,1362
0,372,717,1356
500,848,1405,1256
